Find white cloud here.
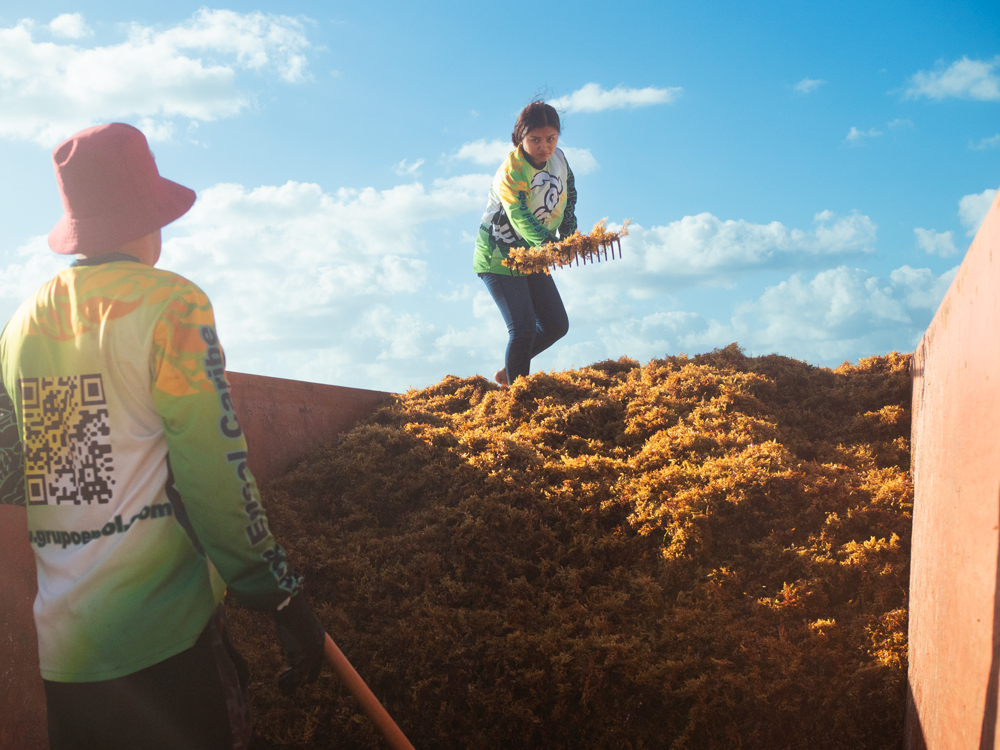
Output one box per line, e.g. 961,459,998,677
171,175,489,271
557,278,633,325
914,227,959,257
0,236,69,318
394,158,424,176
846,126,883,144
560,146,598,175
360,306,434,360
889,265,956,310
155,173,491,385
732,267,919,361
595,311,700,361
621,210,876,290
705,265,952,364
153,9,311,83
972,134,1000,150
888,118,914,128
0,9,312,145
559,262,956,368
959,189,997,236
436,283,474,303
549,82,682,113
431,289,508,366
794,77,825,94
471,289,499,320
136,117,177,143
454,138,511,165
0,187,949,391
905,56,1000,101
48,13,92,39
451,139,596,175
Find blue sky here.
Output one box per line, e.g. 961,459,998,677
0,1,997,392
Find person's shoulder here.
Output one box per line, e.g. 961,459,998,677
151,268,218,315
496,147,532,195
144,265,206,293
500,145,527,174
108,264,211,300
3,268,75,330
80,263,216,315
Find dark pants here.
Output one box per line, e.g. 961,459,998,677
480,271,569,382
44,607,252,750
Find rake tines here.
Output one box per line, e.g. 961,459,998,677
500,219,630,274
575,237,623,267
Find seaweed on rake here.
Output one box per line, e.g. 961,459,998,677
502,218,632,275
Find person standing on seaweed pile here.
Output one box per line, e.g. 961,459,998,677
0,123,327,750
474,100,577,386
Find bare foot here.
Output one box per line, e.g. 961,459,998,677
494,368,509,387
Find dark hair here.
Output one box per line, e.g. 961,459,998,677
511,101,561,146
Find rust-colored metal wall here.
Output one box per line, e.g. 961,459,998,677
0,505,46,750
907,187,1000,750
226,372,390,485
0,373,390,749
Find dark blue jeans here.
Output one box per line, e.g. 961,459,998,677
479,271,569,382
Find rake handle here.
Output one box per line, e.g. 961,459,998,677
324,633,416,750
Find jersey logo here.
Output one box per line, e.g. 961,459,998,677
489,210,519,247
529,171,564,222
20,375,115,506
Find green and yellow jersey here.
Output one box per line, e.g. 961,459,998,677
0,257,299,682
473,145,577,276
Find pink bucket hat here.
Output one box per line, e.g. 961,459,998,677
48,123,196,255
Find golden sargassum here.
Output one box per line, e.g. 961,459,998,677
230,345,912,750
502,218,632,274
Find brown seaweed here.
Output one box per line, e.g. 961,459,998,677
229,345,912,750
502,219,632,275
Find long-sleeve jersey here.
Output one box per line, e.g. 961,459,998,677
473,145,577,276
0,257,300,682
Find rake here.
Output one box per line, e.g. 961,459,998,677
501,218,631,275
572,234,624,266
324,634,415,750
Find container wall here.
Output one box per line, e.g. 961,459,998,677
226,372,390,485
0,504,47,750
0,373,390,749
907,186,1000,750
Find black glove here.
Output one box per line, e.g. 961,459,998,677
273,593,326,695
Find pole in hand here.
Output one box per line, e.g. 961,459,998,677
324,633,416,750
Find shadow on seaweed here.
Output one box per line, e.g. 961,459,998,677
230,352,913,750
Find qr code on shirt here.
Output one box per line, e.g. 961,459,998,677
20,375,115,506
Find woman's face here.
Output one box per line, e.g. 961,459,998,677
522,126,559,165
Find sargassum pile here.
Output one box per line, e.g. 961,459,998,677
229,345,912,750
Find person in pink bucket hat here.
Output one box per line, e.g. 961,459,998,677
0,123,326,750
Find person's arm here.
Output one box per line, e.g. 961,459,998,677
558,166,577,240
151,284,325,691
149,284,300,610
0,379,25,507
